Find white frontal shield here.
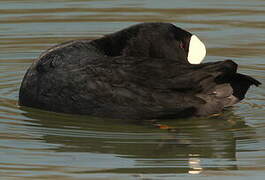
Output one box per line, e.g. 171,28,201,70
187,35,206,64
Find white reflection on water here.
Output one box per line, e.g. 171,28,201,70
188,154,202,175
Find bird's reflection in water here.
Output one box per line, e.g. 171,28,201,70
21,106,253,174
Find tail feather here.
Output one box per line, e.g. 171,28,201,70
216,72,261,100
194,60,261,116
235,73,261,87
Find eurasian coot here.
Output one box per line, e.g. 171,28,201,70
19,23,261,119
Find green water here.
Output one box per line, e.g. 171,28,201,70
0,0,264,179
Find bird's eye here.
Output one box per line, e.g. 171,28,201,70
180,42,184,49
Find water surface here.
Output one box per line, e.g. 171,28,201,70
0,0,265,179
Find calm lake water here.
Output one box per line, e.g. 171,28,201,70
0,0,265,179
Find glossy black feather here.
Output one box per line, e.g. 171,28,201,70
19,23,261,119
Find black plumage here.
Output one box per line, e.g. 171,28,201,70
19,23,261,119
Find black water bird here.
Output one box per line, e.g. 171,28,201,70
19,23,261,119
